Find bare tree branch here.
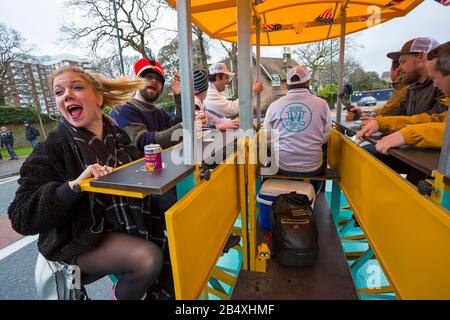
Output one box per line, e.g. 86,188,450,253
0,23,32,105
293,38,361,87
59,0,170,58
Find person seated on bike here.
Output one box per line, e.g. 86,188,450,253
8,66,165,300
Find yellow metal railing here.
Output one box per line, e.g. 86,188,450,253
328,129,450,299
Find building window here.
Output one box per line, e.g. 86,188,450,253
271,74,280,87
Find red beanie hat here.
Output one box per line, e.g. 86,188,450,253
134,58,165,84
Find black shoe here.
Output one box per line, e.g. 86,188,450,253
222,234,241,254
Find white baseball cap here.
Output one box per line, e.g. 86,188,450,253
287,65,311,85
208,63,235,76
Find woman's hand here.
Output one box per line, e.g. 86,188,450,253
68,164,113,191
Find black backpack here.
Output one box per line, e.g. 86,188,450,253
270,192,319,267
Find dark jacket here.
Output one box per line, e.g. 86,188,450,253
395,78,447,116
0,131,14,146
109,96,183,150
25,125,40,141
7,122,141,262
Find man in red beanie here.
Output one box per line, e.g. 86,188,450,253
110,57,205,150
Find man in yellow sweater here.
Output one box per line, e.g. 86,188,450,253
357,41,450,155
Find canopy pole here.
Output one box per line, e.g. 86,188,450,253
177,0,195,164
237,0,253,134
336,8,346,123
255,17,262,128
438,108,450,175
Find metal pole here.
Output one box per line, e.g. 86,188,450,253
255,17,262,128
336,8,346,123
112,0,125,75
438,106,450,175
177,0,195,165
237,0,253,133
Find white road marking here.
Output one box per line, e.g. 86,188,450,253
0,235,38,262
0,176,19,185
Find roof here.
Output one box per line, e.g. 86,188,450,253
259,56,298,81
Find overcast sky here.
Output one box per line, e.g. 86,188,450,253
0,0,448,76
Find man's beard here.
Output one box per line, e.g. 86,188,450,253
139,87,161,103
402,68,422,85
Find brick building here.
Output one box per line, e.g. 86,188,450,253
4,54,91,114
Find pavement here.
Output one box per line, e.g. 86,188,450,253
0,156,27,179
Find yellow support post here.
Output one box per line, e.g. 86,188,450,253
247,157,258,271
238,137,249,271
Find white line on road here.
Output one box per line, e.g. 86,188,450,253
0,176,19,185
0,235,38,262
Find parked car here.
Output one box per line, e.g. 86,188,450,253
356,96,378,106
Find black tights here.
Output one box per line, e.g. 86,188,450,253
76,232,163,300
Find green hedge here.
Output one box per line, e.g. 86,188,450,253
0,105,56,125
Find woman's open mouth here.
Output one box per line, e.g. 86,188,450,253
67,105,83,119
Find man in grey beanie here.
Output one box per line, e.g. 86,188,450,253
192,68,239,131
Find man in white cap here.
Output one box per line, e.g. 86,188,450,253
263,65,331,193
204,62,263,118
192,69,239,130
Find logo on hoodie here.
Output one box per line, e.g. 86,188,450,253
280,103,312,132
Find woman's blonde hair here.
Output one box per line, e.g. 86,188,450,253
49,66,145,108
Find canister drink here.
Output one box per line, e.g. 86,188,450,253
145,144,162,171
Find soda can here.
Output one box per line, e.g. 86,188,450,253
144,144,162,171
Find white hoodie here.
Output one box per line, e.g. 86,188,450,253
204,83,240,118
263,88,331,173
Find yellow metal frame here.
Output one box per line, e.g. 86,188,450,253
165,152,242,299
237,137,250,271
78,144,184,198
78,157,149,198
328,129,450,299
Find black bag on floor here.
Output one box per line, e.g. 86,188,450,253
270,192,319,267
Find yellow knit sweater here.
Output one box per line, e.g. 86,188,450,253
376,98,450,148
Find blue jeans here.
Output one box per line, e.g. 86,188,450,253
30,139,38,150
277,162,326,193
5,144,18,159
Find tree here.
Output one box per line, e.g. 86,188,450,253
192,25,211,71
314,57,361,90
60,0,174,58
219,41,238,99
91,53,139,78
293,38,360,86
157,27,211,76
348,67,389,91
317,84,338,109
0,23,30,105
158,38,179,77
